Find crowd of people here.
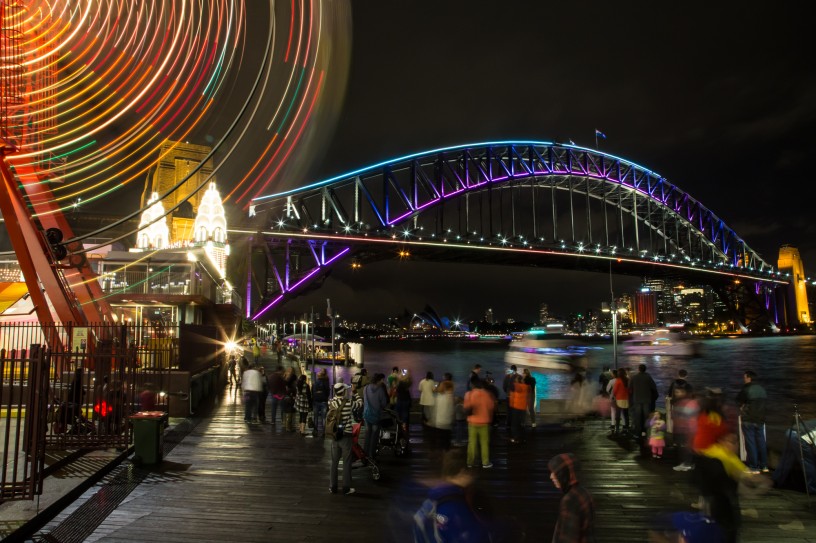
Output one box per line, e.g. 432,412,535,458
232,346,777,542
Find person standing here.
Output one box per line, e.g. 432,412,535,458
312,368,330,436
257,366,268,423
395,369,413,427
523,368,537,428
736,370,768,474
295,374,312,435
463,380,496,468
418,371,437,424
467,364,482,391
387,367,400,406
267,366,286,425
666,368,693,435
548,453,597,543
362,373,389,459
508,374,529,444
629,364,658,443
432,373,456,450
241,364,263,424
611,369,629,434
329,382,362,495
227,355,238,386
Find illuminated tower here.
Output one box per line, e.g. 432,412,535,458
778,245,810,325
141,141,215,244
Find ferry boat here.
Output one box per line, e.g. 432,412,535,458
620,334,699,356
504,336,591,372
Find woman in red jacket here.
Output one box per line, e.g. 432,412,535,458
611,369,630,434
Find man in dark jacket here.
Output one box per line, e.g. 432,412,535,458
548,453,596,543
629,363,658,442
312,368,331,436
736,370,768,473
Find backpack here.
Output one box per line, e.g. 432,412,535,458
325,398,347,440
413,497,444,543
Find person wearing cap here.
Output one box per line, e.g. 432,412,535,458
329,381,362,495
548,453,596,542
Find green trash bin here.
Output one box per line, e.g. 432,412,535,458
130,411,166,465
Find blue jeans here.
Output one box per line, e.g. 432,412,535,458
364,420,381,459
314,401,328,434
742,421,767,470
244,391,259,422
270,395,283,424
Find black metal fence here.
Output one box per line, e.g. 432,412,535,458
1,322,177,500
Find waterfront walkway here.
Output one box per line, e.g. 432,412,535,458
13,380,811,543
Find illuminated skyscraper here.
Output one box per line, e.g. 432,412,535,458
485,308,494,324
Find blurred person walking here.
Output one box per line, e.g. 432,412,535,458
241,364,263,424
508,374,529,444
523,368,537,427
548,453,597,543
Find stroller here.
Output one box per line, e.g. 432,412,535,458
351,422,381,480
376,407,409,457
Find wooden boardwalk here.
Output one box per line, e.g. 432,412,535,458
31,384,816,543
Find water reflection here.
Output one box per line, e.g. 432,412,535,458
340,335,816,429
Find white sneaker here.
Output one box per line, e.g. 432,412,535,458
673,463,693,472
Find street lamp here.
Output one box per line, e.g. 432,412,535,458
327,299,336,384
602,301,627,369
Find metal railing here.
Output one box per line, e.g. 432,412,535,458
1,322,178,499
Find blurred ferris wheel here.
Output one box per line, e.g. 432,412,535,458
0,0,351,220
0,0,351,325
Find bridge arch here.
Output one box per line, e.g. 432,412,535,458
248,141,786,322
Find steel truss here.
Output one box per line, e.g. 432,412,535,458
249,142,786,321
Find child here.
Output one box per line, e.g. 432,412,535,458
648,411,666,458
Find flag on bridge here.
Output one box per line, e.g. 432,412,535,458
595,129,606,139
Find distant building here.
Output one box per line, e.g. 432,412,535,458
485,308,494,324
633,289,658,326
539,303,549,324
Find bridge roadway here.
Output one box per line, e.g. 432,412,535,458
25,376,815,542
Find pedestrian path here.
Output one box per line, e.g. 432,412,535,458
27,387,816,543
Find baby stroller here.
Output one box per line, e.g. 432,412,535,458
351,422,381,480
377,407,409,457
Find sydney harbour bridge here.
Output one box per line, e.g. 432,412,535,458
245,141,805,330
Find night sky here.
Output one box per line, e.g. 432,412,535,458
276,2,816,322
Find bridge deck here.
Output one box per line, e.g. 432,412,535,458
31,387,815,543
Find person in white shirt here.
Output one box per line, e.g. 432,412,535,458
242,365,264,423
418,372,437,424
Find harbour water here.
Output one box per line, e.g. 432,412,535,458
325,335,816,432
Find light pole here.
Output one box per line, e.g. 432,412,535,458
602,301,626,369
327,299,336,385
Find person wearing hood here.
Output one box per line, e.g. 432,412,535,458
548,453,596,543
